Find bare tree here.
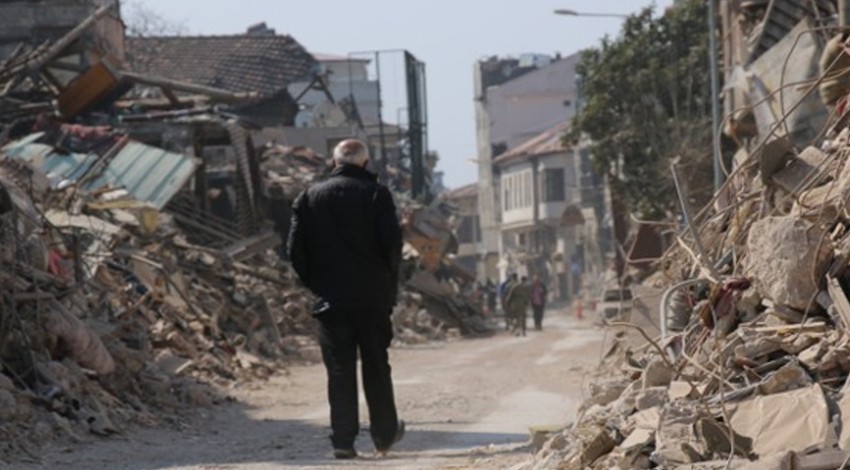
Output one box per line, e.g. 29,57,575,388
121,0,187,37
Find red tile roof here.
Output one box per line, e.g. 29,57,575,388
493,120,572,166
126,34,318,98
442,183,478,200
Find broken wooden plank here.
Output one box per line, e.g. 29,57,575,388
221,231,282,263
748,322,828,334
827,275,850,331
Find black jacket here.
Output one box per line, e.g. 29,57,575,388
287,164,403,313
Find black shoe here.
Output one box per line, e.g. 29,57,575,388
376,420,405,454
333,448,357,459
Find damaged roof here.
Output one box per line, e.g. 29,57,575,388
126,34,318,98
2,133,198,210
493,120,572,166
746,0,837,63
441,183,478,200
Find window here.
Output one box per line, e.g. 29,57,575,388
457,216,476,244
511,175,522,209
457,216,482,244
542,168,566,202
503,171,534,212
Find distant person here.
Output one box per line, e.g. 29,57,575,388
475,281,486,310
485,279,497,315
530,274,548,331
506,276,531,336
287,139,405,459
500,273,518,330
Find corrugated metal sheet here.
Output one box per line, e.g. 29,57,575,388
2,134,198,210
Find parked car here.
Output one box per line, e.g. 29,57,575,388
599,287,633,322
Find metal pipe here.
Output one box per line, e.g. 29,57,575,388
708,0,723,191
374,51,387,171
120,71,257,102
671,163,720,280
660,278,709,343
841,0,850,28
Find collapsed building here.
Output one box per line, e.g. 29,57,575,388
0,3,490,462
522,1,850,469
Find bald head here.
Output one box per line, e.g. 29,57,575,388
333,139,370,167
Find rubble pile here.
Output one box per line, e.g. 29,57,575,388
522,87,850,470
0,4,491,461
259,143,491,342
400,200,491,337
510,3,850,469
0,153,326,459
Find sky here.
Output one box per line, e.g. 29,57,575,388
130,0,674,189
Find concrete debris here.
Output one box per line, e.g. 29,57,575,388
0,8,488,461
640,359,673,389
744,216,832,311
519,6,850,470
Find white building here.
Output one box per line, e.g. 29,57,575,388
474,53,581,283
493,121,583,300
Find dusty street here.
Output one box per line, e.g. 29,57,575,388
13,308,603,470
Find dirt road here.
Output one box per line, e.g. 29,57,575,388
15,307,604,470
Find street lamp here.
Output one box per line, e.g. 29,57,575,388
553,8,628,18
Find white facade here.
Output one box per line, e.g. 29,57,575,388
496,148,581,299
474,53,581,284
537,153,577,221
500,162,534,227
499,151,578,228
487,55,580,151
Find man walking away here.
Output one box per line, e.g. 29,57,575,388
287,139,405,459
531,274,547,331
506,276,531,336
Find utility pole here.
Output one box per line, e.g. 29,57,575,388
708,0,723,192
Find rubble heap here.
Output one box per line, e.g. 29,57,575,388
0,5,491,461
0,153,328,460
523,100,850,470
259,142,492,342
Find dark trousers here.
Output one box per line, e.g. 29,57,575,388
317,309,399,449
532,305,545,329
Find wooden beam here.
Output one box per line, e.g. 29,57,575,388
120,71,258,102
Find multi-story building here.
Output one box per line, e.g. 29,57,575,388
473,52,581,283
493,121,583,299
